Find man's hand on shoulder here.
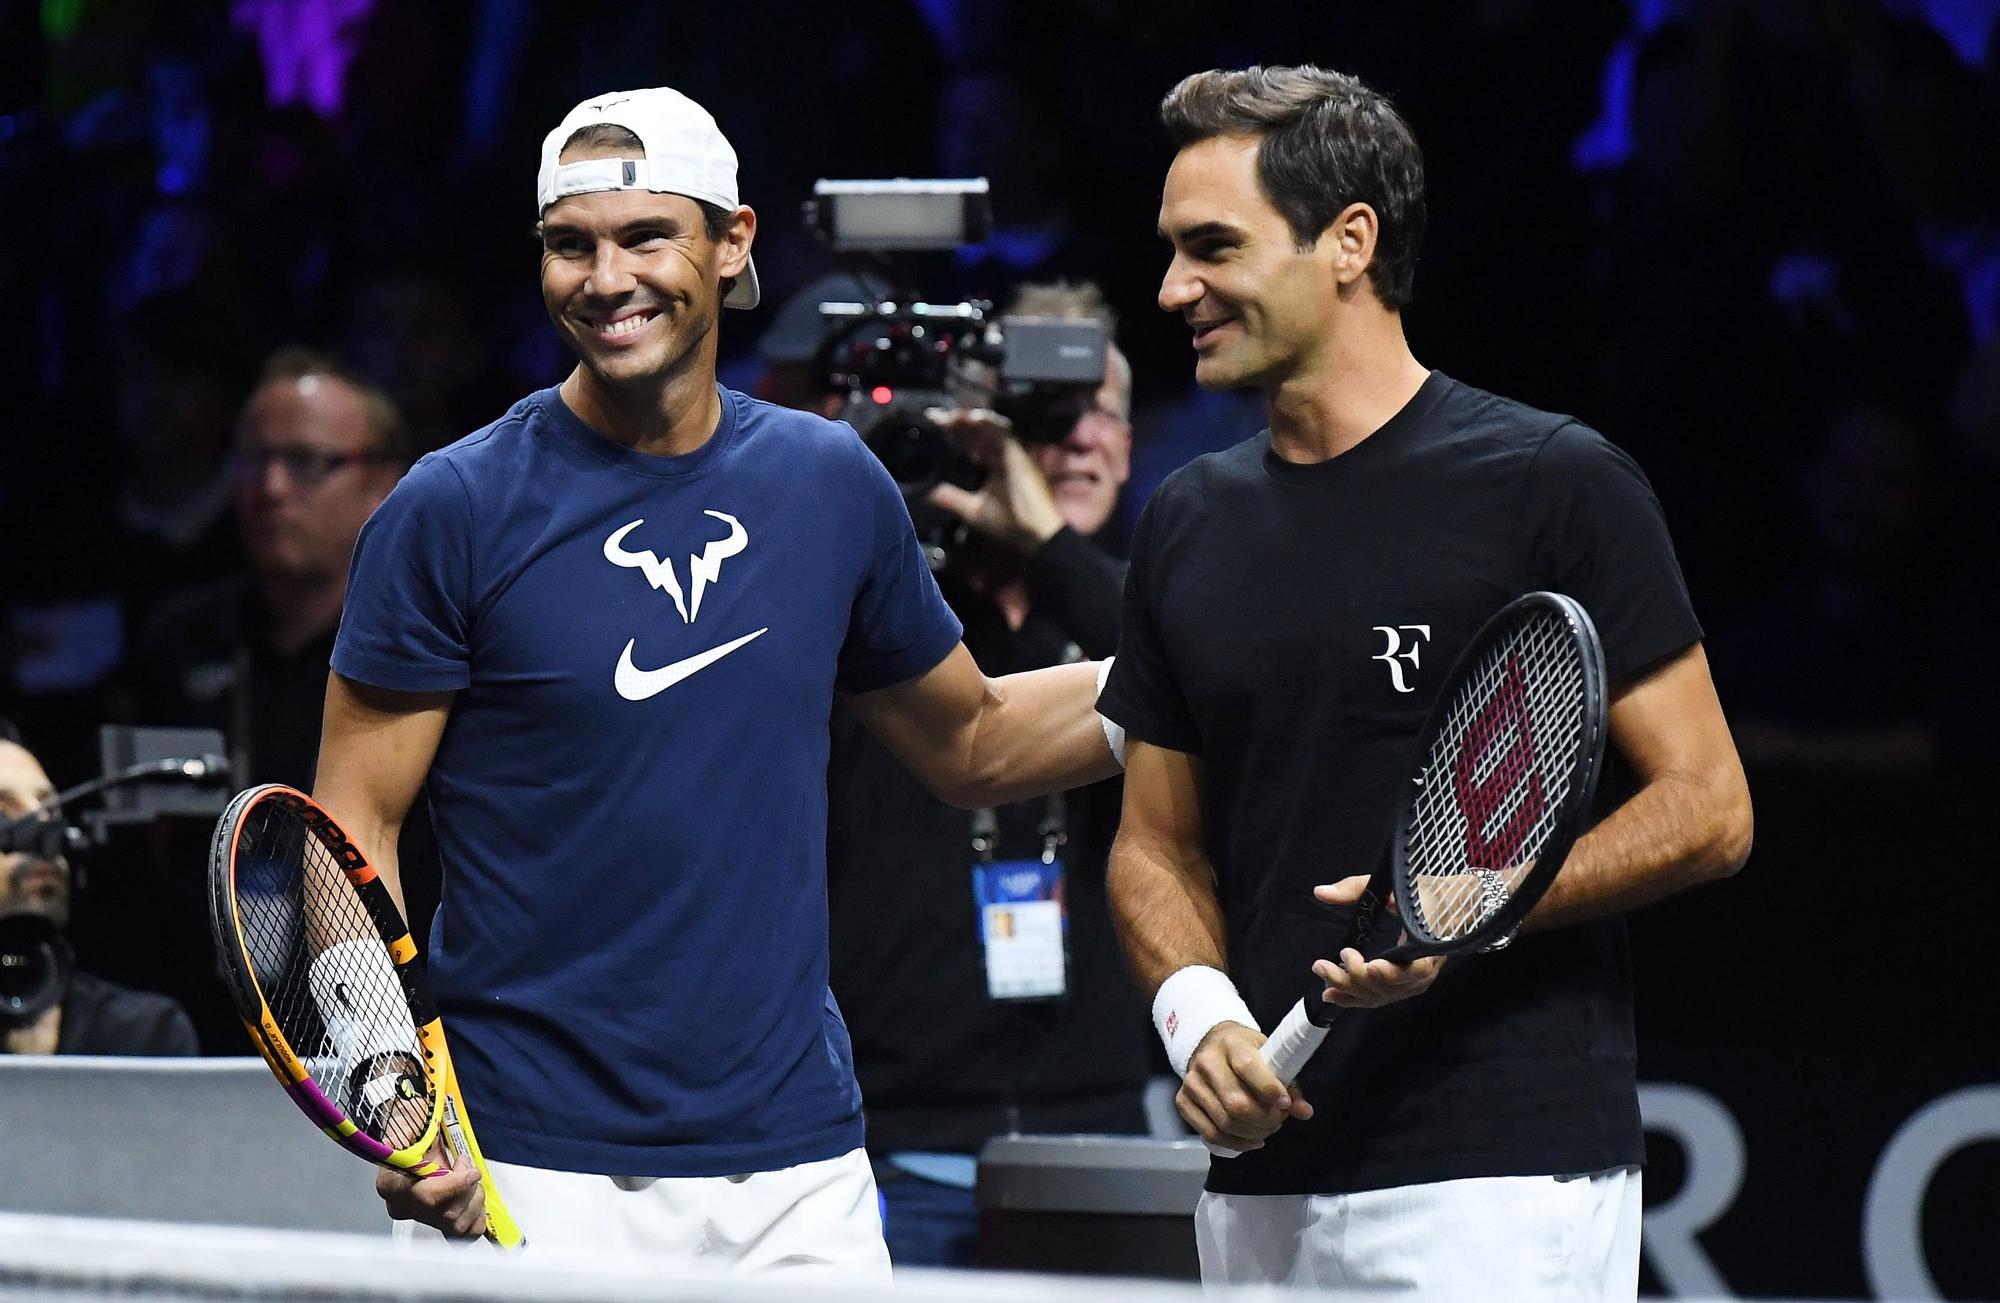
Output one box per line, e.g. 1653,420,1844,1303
1177,1021,1312,1152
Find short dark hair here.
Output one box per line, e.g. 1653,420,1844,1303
1160,64,1426,310
558,124,733,241
253,347,411,465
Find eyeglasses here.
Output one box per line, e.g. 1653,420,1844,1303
231,448,393,488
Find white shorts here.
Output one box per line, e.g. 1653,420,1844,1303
394,1146,890,1279
1196,1166,1642,1300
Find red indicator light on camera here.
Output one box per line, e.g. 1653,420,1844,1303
871,386,894,405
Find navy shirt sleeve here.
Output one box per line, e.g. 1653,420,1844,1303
834,448,963,694
1527,421,1703,686
1099,491,1202,754
332,454,478,693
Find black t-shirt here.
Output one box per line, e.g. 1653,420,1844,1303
1100,371,1701,1195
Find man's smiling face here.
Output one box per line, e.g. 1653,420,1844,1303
538,145,749,390
1157,133,1338,391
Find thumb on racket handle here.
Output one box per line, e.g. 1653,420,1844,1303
1204,998,1332,1159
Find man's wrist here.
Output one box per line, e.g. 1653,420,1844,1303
1153,965,1258,1077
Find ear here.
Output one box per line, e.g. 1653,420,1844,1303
718,205,757,279
1326,201,1379,290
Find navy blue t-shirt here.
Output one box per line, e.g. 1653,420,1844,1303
332,385,962,1176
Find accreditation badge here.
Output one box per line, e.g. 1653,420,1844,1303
972,857,1067,1001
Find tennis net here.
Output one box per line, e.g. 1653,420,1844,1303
0,1212,1231,1303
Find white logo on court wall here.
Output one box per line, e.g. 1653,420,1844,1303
1371,624,1432,693
604,512,768,701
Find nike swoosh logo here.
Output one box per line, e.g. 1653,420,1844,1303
613,628,769,701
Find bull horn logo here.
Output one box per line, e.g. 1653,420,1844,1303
603,511,748,623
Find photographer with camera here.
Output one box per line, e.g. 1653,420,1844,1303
821,281,1149,1268
0,715,197,1056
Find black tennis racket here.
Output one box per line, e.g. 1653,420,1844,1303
207,783,525,1247
1259,591,1609,1084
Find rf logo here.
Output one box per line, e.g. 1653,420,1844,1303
1371,624,1432,693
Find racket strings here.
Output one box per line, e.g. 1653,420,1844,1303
1404,611,1588,942
233,801,430,1149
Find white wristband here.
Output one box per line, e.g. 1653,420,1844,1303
1094,657,1126,769
309,939,422,1090
1152,965,1259,1077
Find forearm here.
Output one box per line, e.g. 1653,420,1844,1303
311,674,449,921
1108,827,1228,994
952,660,1121,807
1525,768,1753,933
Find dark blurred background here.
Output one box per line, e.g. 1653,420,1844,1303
1,1,1996,1297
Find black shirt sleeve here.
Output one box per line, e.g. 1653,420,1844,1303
1099,493,1202,753
1023,526,1127,660
1526,422,1704,686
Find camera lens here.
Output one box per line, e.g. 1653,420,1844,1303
864,407,953,493
0,910,68,1023
842,390,977,497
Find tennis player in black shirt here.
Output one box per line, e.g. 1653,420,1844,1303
1099,65,1754,1296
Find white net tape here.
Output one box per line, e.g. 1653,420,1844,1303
1402,609,1586,942
0,1212,1347,1303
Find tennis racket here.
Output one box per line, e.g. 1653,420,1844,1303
207,783,525,1247
1213,591,1606,1156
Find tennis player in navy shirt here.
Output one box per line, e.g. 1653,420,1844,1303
315,87,1124,1274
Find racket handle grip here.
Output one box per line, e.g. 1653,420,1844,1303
1260,996,1332,1078
1202,997,1331,1159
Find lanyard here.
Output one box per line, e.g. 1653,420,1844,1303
968,640,1084,866
970,792,1067,866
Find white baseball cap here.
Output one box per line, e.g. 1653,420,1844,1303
537,87,761,310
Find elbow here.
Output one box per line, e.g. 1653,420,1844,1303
1697,773,1755,883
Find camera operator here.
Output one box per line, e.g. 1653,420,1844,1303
821,281,1149,1267
0,715,197,1056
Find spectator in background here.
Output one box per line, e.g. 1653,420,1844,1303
823,280,1151,1267
128,348,407,790
0,716,197,1056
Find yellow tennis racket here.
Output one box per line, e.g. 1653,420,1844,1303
207,783,524,1248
